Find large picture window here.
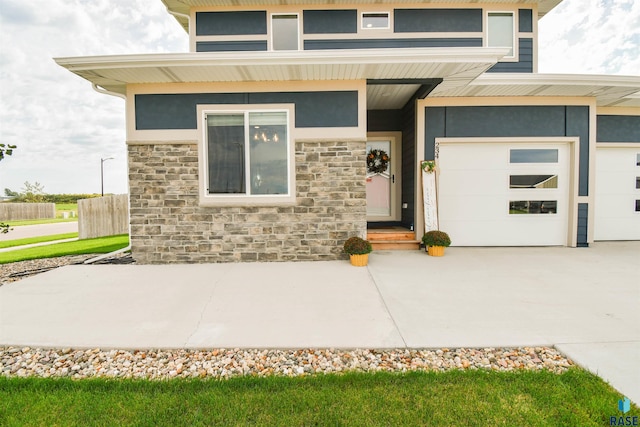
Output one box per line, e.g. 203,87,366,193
487,12,515,58
204,110,291,202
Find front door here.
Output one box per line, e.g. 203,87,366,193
366,134,400,221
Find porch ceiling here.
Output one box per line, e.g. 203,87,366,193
55,48,506,109
431,73,640,107
162,0,563,32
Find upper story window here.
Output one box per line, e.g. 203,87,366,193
487,12,515,58
362,12,390,29
272,14,299,50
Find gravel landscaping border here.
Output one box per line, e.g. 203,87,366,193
1,347,574,380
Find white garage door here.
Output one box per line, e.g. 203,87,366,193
594,147,640,240
438,143,570,246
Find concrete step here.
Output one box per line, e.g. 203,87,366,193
370,240,421,251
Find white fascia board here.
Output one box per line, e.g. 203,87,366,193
163,0,562,17
55,47,509,71
474,73,640,88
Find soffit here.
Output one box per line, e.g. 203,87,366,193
162,0,562,31
55,48,506,109
432,73,640,107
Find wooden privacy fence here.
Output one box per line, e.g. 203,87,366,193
0,203,56,221
78,194,129,239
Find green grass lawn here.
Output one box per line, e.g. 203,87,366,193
0,369,634,426
0,234,129,264
0,233,79,249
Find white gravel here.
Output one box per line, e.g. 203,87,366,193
1,347,573,380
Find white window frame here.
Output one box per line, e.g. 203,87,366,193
361,11,391,30
270,13,300,51
486,11,517,61
198,104,296,206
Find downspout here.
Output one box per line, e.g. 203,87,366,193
166,8,191,33
85,83,131,263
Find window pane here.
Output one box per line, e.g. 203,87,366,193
363,13,389,29
637,153,640,166
637,200,640,212
636,177,640,189
208,114,245,194
510,175,558,189
272,15,298,50
509,200,557,214
488,12,514,56
510,149,558,163
249,112,288,195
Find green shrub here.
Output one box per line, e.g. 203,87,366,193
343,237,372,255
422,230,452,247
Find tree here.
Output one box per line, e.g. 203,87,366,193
4,188,19,197
0,143,17,161
1,144,18,232
21,181,46,203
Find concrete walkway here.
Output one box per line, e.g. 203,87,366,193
0,242,638,403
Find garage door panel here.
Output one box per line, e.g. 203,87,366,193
595,147,640,241
439,170,506,196
438,195,509,220
442,218,566,246
438,142,569,247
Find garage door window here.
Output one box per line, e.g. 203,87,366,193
510,149,558,163
510,175,558,189
510,200,557,214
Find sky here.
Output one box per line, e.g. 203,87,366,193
0,0,638,195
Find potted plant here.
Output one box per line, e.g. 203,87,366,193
343,236,373,266
421,230,451,257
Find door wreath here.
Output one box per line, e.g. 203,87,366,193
367,149,390,174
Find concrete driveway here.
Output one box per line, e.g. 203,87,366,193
0,241,638,403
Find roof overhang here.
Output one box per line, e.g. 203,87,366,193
431,73,640,107
55,47,508,109
162,0,563,32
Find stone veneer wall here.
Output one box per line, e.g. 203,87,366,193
128,141,366,263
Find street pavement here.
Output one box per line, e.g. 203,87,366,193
0,241,638,403
0,222,78,241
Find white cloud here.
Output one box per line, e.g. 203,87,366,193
0,0,638,195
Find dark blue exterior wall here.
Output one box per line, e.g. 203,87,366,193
135,91,359,130
394,8,482,32
577,203,589,247
196,11,267,36
197,41,268,52
425,105,591,244
519,9,533,32
597,115,640,142
487,38,533,73
305,38,482,50
303,10,357,34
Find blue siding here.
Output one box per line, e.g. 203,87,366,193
487,38,533,73
305,38,482,50
445,106,566,137
394,8,482,32
425,106,590,197
303,10,357,34
196,41,268,52
135,91,359,130
368,110,402,132
196,11,267,36
597,115,640,142
519,9,533,32
577,203,589,247
566,106,590,196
